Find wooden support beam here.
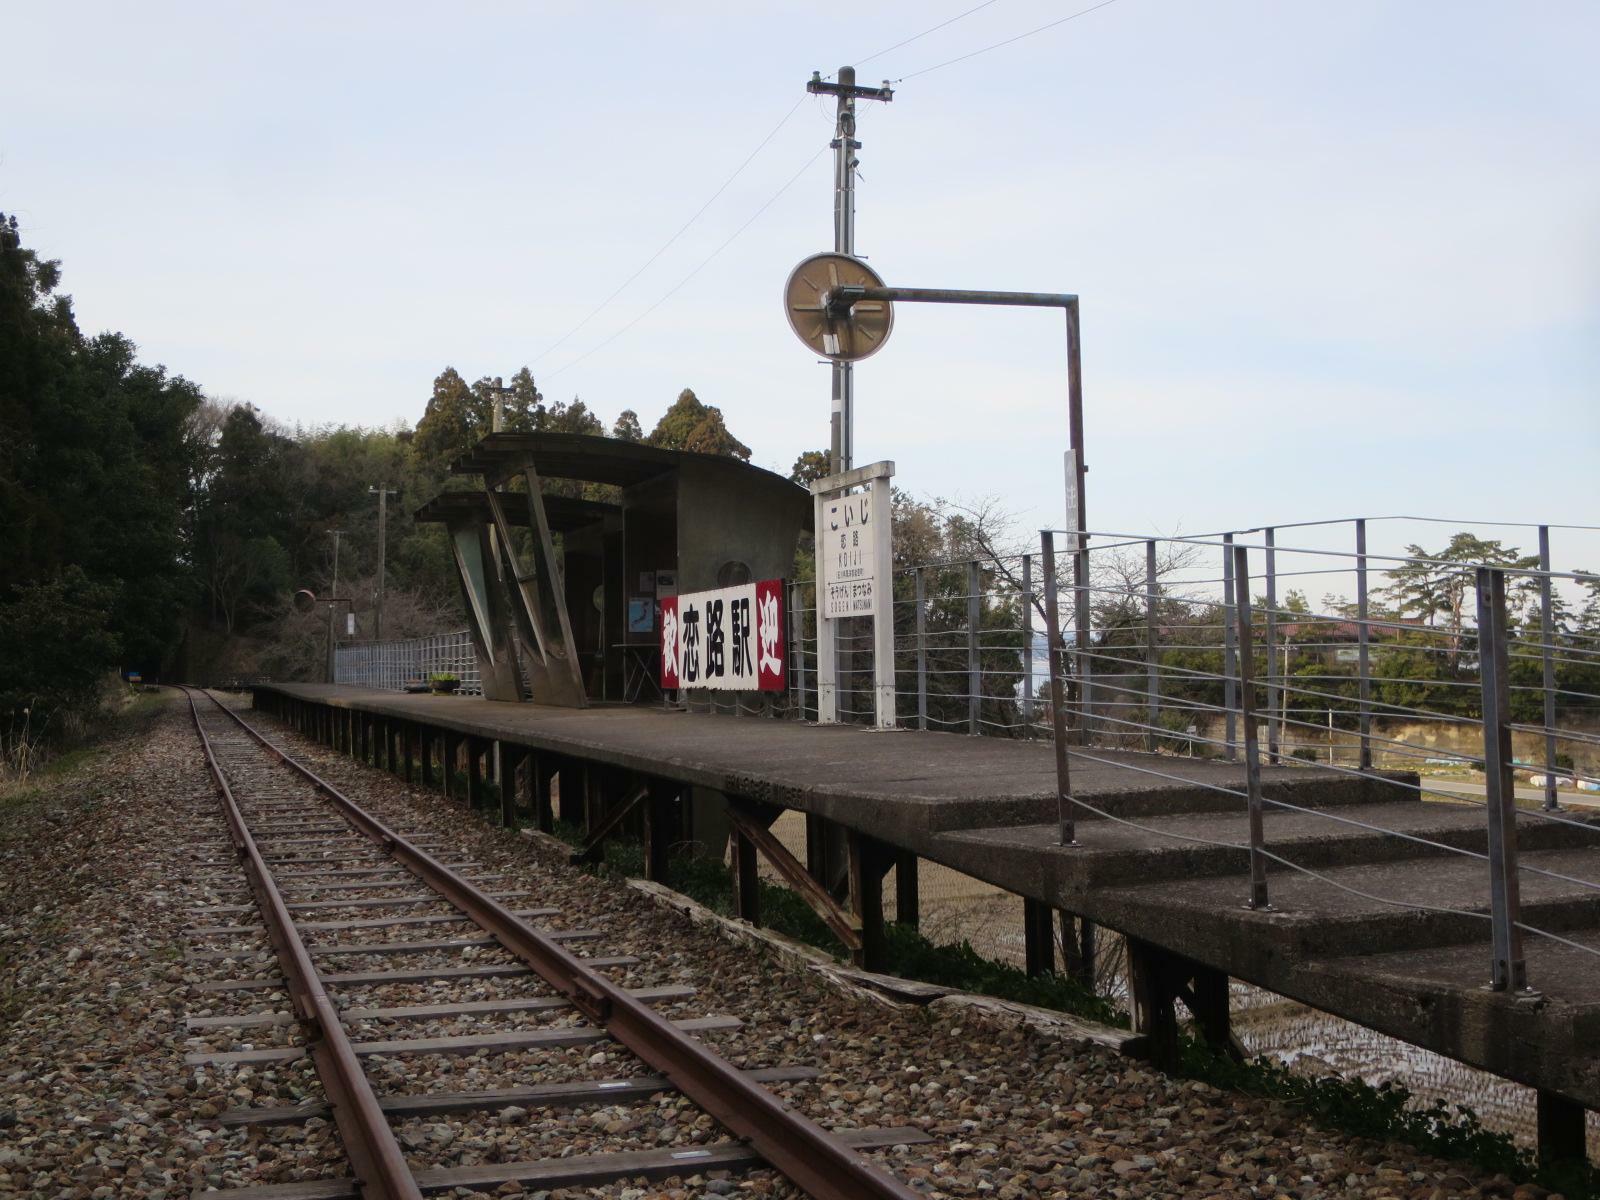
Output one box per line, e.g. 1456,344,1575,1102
571,784,650,864
501,745,526,828
443,732,461,801
1061,911,1097,988
1024,897,1054,977
1127,937,1238,1071
1536,1090,1589,1168
466,736,485,811
894,850,919,927
420,728,434,786
534,756,556,831
847,831,894,971
725,802,863,955
642,780,677,883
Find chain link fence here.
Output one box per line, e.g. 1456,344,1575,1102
334,631,481,694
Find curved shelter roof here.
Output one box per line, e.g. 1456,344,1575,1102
449,431,807,511
413,490,618,532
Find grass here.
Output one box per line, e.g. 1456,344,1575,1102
552,823,1594,1197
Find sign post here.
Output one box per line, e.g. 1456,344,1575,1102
811,460,896,729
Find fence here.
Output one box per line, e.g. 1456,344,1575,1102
334,631,481,695
787,516,1600,996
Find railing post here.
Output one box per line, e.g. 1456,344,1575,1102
1538,526,1559,811
1074,541,1092,746
1042,531,1077,846
789,581,806,720
1356,518,1373,770
1264,527,1280,765
1222,533,1238,761
1144,539,1160,753
1233,546,1270,910
1021,554,1035,731
967,559,982,735
1477,567,1530,993
915,567,928,732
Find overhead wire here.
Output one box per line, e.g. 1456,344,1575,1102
530,96,808,368
546,146,828,381
891,0,1128,82
854,0,1007,67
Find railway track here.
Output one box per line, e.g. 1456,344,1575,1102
178,687,926,1199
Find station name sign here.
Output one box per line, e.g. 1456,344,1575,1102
820,489,878,618
660,580,786,691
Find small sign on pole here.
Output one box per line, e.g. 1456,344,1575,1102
1063,449,1081,553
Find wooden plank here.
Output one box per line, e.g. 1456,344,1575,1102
192,1127,929,1198
315,929,601,955
338,983,693,1022
292,906,559,932
216,1065,816,1127
272,874,505,893
186,1015,740,1065
189,890,534,916
727,805,862,953
570,783,648,864
194,954,639,993
411,1126,930,1192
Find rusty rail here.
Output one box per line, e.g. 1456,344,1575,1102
195,689,920,1200
182,687,424,1200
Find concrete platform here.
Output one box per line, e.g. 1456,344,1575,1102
254,683,1600,1113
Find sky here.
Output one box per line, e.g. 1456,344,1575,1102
4,0,1597,569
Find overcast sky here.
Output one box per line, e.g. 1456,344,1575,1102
5,1,1597,567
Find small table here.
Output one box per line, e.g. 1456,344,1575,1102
613,643,662,703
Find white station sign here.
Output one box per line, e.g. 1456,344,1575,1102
820,485,882,618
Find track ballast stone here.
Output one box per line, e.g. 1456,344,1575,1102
0,692,1535,1198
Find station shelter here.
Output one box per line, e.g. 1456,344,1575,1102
416,431,810,706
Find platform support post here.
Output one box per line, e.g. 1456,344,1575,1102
534,757,556,832
500,745,524,827
1536,1090,1588,1169
732,823,760,925
1061,912,1096,987
402,723,415,783
1024,897,1055,977
894,850,919,927
1127,937,1238,1071
643,780,677,883
419,727,434,786
464,737,484,811
847,831,893,972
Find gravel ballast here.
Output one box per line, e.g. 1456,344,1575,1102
0,691,1552,1199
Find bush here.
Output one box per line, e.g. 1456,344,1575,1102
0,567,122,732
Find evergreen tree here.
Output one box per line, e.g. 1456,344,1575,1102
647,388,751,459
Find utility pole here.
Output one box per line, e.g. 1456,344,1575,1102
327,529,347,683
489,375,512,434
807,66,893,475
368,485,397,641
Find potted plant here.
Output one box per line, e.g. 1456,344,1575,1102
429,672,461,694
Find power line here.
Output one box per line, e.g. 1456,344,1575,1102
893,0,1127,81
547,147,829,382
530,97,808,367
855,0,1006,67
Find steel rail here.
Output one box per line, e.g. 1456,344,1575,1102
201,690,920,1200
182,687,424,1200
